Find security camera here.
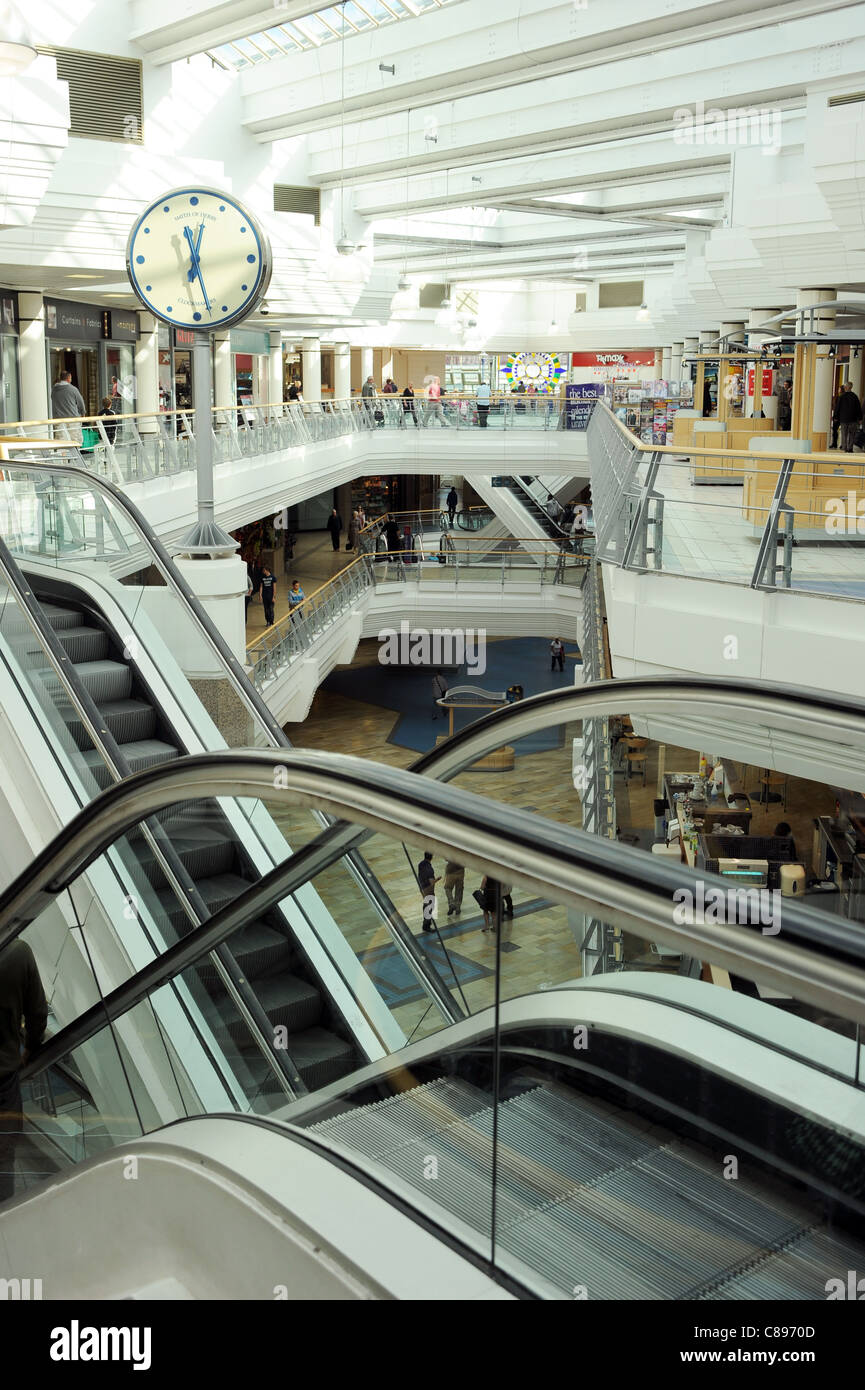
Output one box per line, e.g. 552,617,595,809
259,302,269,316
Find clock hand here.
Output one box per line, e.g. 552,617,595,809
183,224,212,314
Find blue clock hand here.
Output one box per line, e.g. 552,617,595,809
183,224,212,313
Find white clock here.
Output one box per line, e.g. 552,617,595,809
126,187,272,332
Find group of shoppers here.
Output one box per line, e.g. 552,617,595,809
417,852,514,934
245,562,305,629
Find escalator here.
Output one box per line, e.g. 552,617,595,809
303,1067,865,1300
1,578,360,1096
2,740,865,1300
498,476,567,540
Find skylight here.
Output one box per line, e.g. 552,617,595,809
207,0,460,71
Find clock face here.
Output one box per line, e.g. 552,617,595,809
126,187,272,332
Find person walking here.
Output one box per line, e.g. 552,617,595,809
432,670,448,720
288,578,305,621
286,379,303,403
446,486,458,529
347,509,359,551
401,383,419,428
551,637,565,672
383,516,401,557
326,507,342,551
0,939,48,1202
245,568,254,618
382,377,397,395
361,375,377,427
443,860,465,916
475,380,491,428
51,371,87,442
260,566,277,627
500,881,514,918
837,381,863,451
425,377,448,428
479,875,500,933
417,851,439,932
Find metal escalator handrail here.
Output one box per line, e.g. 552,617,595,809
0,452,455,1026
6,746,865,1084
0,535,305,1098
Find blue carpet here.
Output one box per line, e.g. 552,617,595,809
322,636,578,754
361,940,494,1007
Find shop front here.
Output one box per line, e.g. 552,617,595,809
0,290,20,424
230,328,271,408
158,326,198,413
45,300,139,418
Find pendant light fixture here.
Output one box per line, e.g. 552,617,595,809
336,2,355,256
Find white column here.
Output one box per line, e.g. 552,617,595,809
797,287,835,436
670,342,683,383
174,555,248,665
268,331,283,405
653,348,662,377
17,293,48,424
302,336,321,403
213,331,232,409
360,346,374,382
699,330,717,352
333,341,351,402
719,321,745,348
134,312,160,430
661,347,672,380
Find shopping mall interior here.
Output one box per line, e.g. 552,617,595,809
2,0,865,1326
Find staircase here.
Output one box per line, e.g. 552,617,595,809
1,594,359,1102
308,1074,865,1298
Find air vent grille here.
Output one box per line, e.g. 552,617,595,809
273,185,320,223
828,92,865,108
38,47,143,143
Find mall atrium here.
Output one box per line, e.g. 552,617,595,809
0,0,865,1319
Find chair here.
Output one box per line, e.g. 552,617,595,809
626,750,647,786
758,770,787,810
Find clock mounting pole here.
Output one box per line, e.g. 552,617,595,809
178,329,237,557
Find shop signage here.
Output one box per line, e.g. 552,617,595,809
746,365,774,395
104,309,139,342
44,299,103,342
230,328,270,356
0,291,18,333
174,328,195,347
565,382,605,429
571,351,656,367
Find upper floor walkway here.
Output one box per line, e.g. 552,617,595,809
1,398,587,554
586,401,865,710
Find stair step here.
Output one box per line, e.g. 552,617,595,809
155,872,256,933
56,625,111,663
66,698,157,751
40,659,132,705
288,1028,357,1091
216,971,322,1044
79,739,179,789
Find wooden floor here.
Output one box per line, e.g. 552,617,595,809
260,541,839,1040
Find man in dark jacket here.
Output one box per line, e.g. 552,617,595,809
326,508,342,551
417,851,439,932
837,382,863,452
776,378,793,431
446,487,458,528
0,940,48,1202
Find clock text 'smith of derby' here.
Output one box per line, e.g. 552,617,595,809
126,188,272,332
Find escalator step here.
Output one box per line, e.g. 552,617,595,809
65,698,157,751
40,659,133,704
288,1028,356,1091
56,625,111,663
41,603,84,633
79,739,179,789
196,921,293,982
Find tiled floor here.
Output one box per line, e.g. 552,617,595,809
654,455,865,595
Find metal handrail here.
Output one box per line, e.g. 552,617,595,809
5,736,865,1090
0,453,448,1022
